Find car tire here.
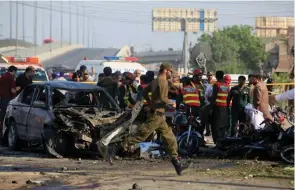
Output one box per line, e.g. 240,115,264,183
8,120,23,150
43,127,71,158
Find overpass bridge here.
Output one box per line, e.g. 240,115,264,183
133,51,183,65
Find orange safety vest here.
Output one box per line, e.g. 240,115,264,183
215,82,230,107
181,85,200,107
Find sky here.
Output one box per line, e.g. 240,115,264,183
0,1,293,51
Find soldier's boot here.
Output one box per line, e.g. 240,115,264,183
171,157,192,176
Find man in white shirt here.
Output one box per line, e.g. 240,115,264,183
269,88,294,104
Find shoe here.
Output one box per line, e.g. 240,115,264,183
171,157,192,175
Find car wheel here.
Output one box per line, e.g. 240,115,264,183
8,120,22,150
43,128,71,158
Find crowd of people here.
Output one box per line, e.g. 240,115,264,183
0,61,293,175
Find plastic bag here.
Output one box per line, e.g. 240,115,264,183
244,103,265,130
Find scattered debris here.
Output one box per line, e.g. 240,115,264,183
284,166,294,171
11,180,17,184
61,167,68,171
129,183,142,190
78,158,82,161
26,179,44,185
244,176,248,179
206,168,210,171
248,174,253,178
40,172,46,175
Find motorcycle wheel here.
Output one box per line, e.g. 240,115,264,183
177,133,201,156
280,145,294,164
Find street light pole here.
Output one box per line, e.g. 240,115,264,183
69,0,72,45
76,5,79,44
60,1,63,48
82,6,85,46
50,0,52,52
34,0,37,55
10,1,12,39
15,1,19,56
22,1,25,41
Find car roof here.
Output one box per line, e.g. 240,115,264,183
33,81,102,91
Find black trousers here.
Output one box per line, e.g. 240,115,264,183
200,105,211,134
231,107,246,136
211,106,228,143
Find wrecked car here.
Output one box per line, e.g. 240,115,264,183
2,81,143,158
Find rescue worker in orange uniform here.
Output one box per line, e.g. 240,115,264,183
180,77,201,116
210,71,230,144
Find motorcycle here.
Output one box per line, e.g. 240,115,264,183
218,107,294,163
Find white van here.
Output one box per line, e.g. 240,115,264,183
75,58,148,82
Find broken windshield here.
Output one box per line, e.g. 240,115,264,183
51,88,119,110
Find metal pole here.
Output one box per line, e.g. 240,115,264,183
42,9,44,41
22,1,25,41
10,1,12,39
34,0,37,55
60,1,63,48
69,0,71,45
183,19,188,75
87,18,90,48
50,0,52,52
76,6,79,44
82,6,85,45
15,1,19,56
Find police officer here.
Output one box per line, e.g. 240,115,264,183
227,76,250,136
211,71,229,144
103,63,191,175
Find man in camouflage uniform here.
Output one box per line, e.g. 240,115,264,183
104,63,191,175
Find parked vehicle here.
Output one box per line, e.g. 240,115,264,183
2,81,130,158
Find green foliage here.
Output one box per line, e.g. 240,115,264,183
272,73,290,83
198,25,267,73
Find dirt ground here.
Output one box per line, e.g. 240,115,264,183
0,146,293,190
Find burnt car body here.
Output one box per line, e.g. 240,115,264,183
2,81,141,158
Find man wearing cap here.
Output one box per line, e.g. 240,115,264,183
103,63,191,175
210,70,229,144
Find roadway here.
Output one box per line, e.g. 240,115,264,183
43,48,118,69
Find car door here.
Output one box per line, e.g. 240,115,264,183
26,86,49,142
15,85,38,139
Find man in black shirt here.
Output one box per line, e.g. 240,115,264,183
16,66,35,94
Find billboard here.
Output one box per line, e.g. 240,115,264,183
152,8,217,32
255,17,295,38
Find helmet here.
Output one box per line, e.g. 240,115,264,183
193,69,202,75
224,74,231,83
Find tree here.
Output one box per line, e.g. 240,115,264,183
198,25,267,73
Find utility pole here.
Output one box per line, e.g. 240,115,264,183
15,1,19,56
34,0,37,55
76,6,79,44
69,0,72,45
22,1,25,41
182,19,189,75
60,1,63,48
82,6,85,46
42,10,44,41
50,0,52,52
87,18,90,48
10,1,12,39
